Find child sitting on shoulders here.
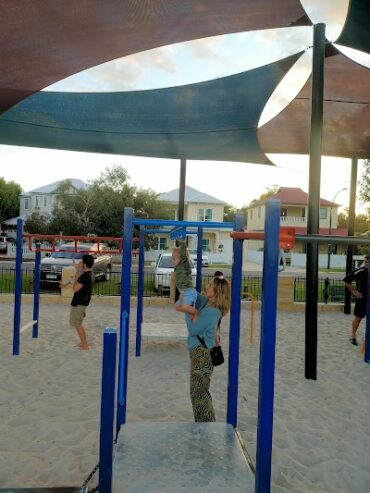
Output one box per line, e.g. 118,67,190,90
172,239,198,318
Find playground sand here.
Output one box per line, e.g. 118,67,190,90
0,298,369,492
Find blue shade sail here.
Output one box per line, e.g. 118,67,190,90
336,0,370,54
0,53,301,164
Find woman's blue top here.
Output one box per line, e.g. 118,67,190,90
185,294,221,351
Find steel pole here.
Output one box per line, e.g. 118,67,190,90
227,213,244,427
178,159,186,221
344,159,358,314
305,23,325,381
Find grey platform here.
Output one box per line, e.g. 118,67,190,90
113,422,255,493
141,323,187,341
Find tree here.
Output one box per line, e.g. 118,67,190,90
359,159,370,214
249,185,280,205
44,165,172,239
0,178,22,223
223,204,237,222
24,212,50,234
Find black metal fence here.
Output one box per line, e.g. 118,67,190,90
0,267,347,304
294,277,346,303
0,268,264,300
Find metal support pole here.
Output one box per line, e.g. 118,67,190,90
13,218,23,356
99,328,117,493
305,22,325,381
255,200,280,493
364,252,370,364
196,227,203,293
32,243,41,338
178,159,186,221
344,158,358,314
116,208,133,433
135,227,145,357
227,213,244,428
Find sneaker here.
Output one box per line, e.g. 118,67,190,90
349,337,358,346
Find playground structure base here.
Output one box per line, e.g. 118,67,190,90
113,422,254,492
141,323,187,341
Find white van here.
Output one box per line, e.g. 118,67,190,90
153,252,196,292
0,236,8,253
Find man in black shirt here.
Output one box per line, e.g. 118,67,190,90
69,254,94,350
343,255,369,346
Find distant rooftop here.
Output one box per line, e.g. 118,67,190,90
249,187,339,207
25,179,89,194
158,186,225,205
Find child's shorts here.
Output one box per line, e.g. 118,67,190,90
177,287,198,306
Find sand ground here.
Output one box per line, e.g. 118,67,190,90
0,297,369,492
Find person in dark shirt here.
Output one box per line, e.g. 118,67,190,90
343,255,369,346
68,254,94,350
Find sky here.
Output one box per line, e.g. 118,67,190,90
0,0,369,213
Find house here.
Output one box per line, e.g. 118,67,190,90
246,187,348,254
149,185,232,262
19,179,89,218
2,179,89,235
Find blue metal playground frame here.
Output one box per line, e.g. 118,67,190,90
12,218,41,355
99,200,282,493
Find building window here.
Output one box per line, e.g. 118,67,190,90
170,209,178,220
301,208,306,218
202,239,210,252
159,237,168,250
24,198,29,210
197,208,213,222
320,207,327,219
35,195,41,207
258,207,261,218
281,208,288,217
43,196,47,207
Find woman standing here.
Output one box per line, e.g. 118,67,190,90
185,275,231,422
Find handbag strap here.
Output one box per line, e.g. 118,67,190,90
196,335,207,349
196,317,221,349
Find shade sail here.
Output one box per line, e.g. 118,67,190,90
336,0,370,54
0,54,301,163
258,54,370,158
0,0,309,111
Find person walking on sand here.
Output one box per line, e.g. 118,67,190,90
62,254,95,350
185,275,231,422
343,255,369,346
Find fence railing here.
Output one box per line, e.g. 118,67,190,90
294,277,347,303
0,267,347,304
0,268,264,300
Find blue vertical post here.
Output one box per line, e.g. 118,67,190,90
99,328,117,493
13,219,23,356
364,252,370,363
255,200,280,493
135,226,145,357
116,208,133,433
226,213,244,427
196,227,203,293
32,243,41,338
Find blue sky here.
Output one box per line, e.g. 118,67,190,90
0,0,369,212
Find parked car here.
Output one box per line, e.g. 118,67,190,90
40,243,112,287
153,252,196,292
188,249,210,267
0,236,7,253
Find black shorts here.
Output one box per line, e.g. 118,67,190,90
354,299,367,319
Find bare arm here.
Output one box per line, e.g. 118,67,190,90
344,282,363,299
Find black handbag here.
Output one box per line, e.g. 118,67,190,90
196,335,224,367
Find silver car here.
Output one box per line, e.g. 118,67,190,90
40,243,112,287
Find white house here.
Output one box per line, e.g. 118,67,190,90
147,185,233,263
19,179,89,218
